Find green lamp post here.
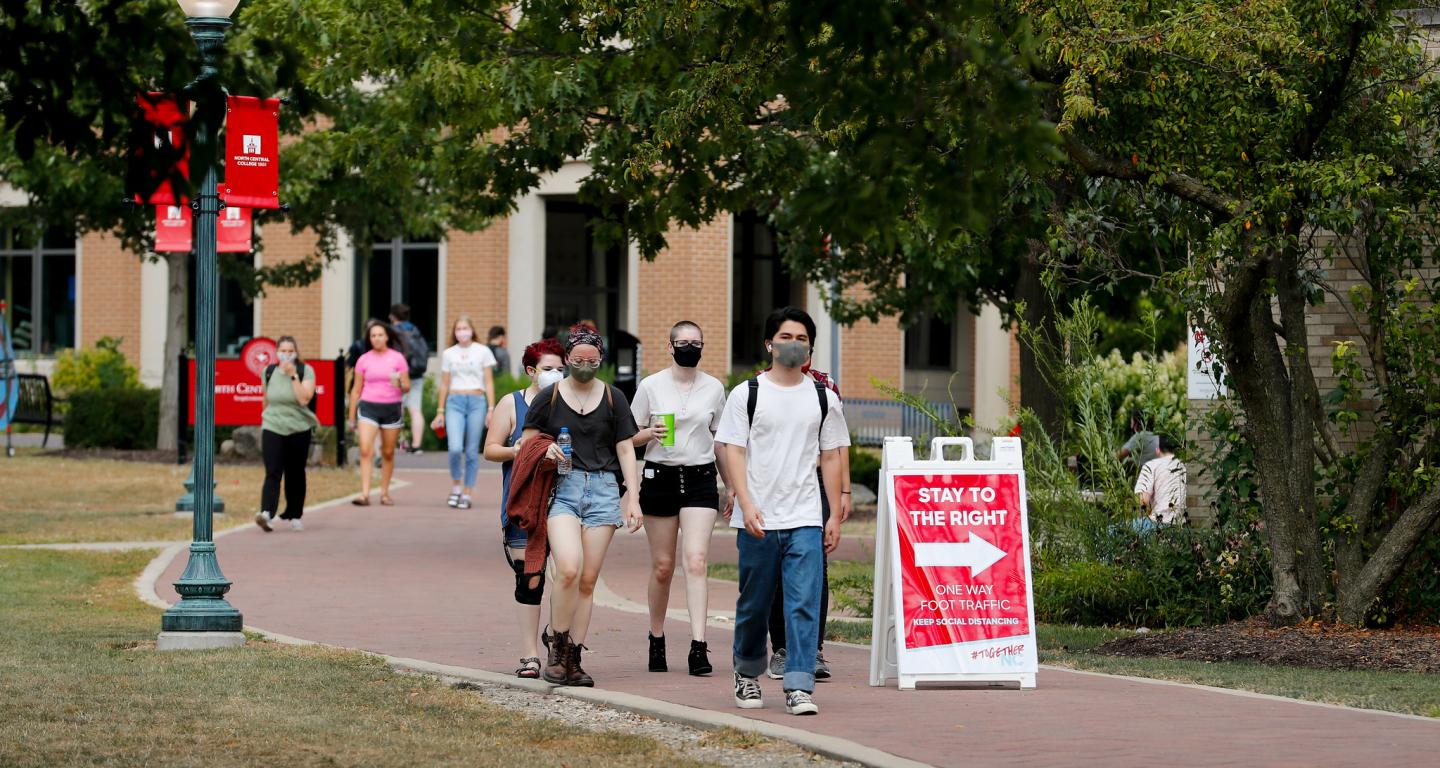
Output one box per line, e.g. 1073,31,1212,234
158,0,244,651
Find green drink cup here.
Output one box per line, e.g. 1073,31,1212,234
652,412,677,447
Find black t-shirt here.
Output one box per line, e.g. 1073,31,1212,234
524,383,639,473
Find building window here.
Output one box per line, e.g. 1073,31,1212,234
731,211,803,371
904,313,955,370
186,254,255,356
0,220,76,355
544,199,626,341
355,235,440,345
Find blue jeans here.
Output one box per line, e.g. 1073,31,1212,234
548,469,623,528
445,394,487,487
733,526,823,692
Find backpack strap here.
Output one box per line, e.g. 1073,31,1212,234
745,378,759,424
264,364,277,385
814,379,828,431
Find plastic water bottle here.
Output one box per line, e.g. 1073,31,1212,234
556,427,573,475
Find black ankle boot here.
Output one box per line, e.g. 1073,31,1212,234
648,633,667,672
688,639,713,676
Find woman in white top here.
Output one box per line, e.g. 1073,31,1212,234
431,315,496,509
630,320,730,676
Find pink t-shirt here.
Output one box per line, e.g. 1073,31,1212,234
355,348,408,403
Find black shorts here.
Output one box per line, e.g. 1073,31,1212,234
639,462,720,517
358,400,404,429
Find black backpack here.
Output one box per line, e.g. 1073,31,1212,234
264,362,318,415
745,377,829,435
401,325,429,378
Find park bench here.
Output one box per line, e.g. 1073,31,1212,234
9,374,60,449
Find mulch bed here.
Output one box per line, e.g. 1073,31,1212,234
1094,618,1440,673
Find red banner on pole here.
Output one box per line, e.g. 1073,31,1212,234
131,93,189,206
221,96,281,209
216,206,253,253
154,205,193,253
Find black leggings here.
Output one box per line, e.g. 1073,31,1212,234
770,475,830,652
261,429,312,519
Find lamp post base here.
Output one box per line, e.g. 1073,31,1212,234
157,631,245,651
175,465,226,514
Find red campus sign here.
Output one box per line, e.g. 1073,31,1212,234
893,473,1030,649
870,437,1037,690
188,338,335,427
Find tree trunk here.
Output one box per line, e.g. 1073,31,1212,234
1017,249,1062,440
155,252,189,453
1218,246,1326,624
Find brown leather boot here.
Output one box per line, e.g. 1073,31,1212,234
566,640,594,687
543,630,571,684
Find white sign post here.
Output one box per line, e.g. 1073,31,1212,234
869,436,1038,690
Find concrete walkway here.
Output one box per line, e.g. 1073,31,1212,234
154,469,1438,767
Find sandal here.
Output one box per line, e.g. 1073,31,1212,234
380,494,394,506
516,657,541,679
351,496,371,506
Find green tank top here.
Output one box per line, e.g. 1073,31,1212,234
262,364,319,435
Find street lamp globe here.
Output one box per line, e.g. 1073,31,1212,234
175,0,241,18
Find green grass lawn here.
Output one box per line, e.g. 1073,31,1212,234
710,562,1440,717
0,454,360,545
0,548,726,767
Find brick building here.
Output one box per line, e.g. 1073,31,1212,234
1,158,1021,425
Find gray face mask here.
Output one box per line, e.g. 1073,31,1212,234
769,341,810,369
569,363,600,383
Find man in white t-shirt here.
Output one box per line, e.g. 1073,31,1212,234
716,307,848,716
1135,434,1188,524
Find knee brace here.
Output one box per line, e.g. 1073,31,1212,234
511,560,545,605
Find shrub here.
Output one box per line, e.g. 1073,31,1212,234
1034,561,1152,627
51,337,140,403
849,444,881,491
65,387,160,449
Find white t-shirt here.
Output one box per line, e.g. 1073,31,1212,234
441,343,498,391
1135,455,1187,523
715,373,850,530
630,368,727,466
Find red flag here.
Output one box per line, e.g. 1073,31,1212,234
222,96,281,209
216,206,253,253
154,205,193,252
131,93,189,205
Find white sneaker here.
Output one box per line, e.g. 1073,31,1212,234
290,519,304,531
784,689,818,716
255,512,273,532
733,673,763,709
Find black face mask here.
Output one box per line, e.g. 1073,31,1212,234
673,345,702,368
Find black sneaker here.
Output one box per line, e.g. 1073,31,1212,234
814,650,831,680
648,633,667,672
733,673,763,709
688,640,712,676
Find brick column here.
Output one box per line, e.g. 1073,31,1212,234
635,216,731,380
838,285,904,400
444,222,510,348
256,223,322,356
78,231,142,362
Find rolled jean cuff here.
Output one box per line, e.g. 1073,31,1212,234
783,671,815,693
733,652,768,679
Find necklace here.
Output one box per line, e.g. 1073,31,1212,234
570,382,603,415
672,369,697,416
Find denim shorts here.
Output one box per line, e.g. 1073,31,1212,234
548,469,624,528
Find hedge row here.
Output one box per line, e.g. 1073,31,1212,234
65,387,161,450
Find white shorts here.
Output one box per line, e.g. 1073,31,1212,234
402,378,423,410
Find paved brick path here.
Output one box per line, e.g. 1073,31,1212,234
158,469,1438,767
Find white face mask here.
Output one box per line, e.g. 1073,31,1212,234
536,369,564,389
454,329,473,343
278,352,297,363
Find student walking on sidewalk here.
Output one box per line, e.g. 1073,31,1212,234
255,336,319,532
630,320,729,676
348,320,410,506
432,315,496,510
484,337,566,679
521,324,642,686
716,307,848,716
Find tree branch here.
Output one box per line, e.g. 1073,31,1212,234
1061,133,1240,220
